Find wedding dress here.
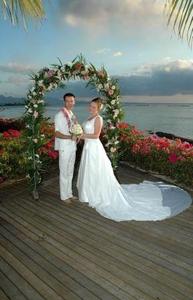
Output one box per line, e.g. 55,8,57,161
77,116,192,221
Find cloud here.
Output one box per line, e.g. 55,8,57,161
58,0,164,33
113,51,123,57
117,59,193,95
0,62,37,74
5,75,29,85
132,59,193,76
96,48,111,54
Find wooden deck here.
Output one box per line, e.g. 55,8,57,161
0,165,193,300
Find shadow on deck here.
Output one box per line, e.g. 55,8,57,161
0,165,193,300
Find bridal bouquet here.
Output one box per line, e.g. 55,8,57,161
70,123,83,136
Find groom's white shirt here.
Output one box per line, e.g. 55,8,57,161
54,110,76,150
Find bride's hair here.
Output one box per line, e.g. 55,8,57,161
91,97,103,111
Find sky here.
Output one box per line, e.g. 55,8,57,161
0,0,193,100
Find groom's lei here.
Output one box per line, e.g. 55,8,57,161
61,107,77,129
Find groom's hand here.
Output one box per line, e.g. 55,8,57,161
71,135,77,141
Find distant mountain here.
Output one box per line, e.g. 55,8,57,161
0,81,98,105
0,95,26,105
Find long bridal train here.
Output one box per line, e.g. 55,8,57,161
77,116,192,222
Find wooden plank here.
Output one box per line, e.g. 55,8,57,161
3,198,192,299
0,228,85,300
0,288,10,300
0,270,27,300
35,196,193,280
0,222,120,300
0,225,105,300
0,208,133,300
40,192,193,275
14,196,193,299
0,244,64,300
0,258,43,300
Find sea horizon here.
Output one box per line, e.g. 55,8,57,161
1,100,193,140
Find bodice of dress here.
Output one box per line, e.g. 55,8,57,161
83,116,103,134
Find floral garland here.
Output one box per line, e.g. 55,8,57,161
24,55,123,197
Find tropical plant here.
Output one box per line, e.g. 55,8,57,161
0,0,45,27
166,0,193,46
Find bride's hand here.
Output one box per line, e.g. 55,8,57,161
80,133,85,140
77,133,84,143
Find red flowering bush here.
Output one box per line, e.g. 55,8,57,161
0,120,58,184
118,122,193,187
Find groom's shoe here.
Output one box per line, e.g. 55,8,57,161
61,198,72,204
70,196,78,201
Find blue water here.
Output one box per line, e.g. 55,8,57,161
1,101,193,139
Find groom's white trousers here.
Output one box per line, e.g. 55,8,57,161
59,146,76,201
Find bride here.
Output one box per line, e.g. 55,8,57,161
77,97,192,221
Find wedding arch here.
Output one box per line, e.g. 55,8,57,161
24,55,123,198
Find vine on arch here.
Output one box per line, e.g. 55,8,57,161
24,56,123,196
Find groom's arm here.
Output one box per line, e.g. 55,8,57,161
55,131,72,140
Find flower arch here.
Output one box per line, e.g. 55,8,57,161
24,55,123,198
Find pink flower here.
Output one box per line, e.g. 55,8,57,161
108,89,114,96
3,131,10,138
48,150,59,160
168,153,179,164
8,129,21,138
132,143,141,154
2,129,21,139
47,70,55,78
97,71,105,78
117,122,129,129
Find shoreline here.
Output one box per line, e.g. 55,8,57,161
0,116,193,144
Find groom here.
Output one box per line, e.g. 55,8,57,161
54,93,77,204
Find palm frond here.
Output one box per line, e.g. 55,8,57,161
166,0,193,46
0,0,45,28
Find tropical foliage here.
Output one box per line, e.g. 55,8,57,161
118,122,193,187
166,0,193,46
0,0,44,27
0,120,58,184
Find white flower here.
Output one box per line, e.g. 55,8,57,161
28,156,32,160
27,108,33,114
114,109,119,117
70,124,83,136
104,83,109,90
47,84,53,91
37,99,44,104
33,111,39,118
38,80,44,86
41,134,45,138
110,147,117,153
53,83,58,88
111,100,116,105
111,85,116,90
32,92,36,96
28,95,32,99
25,105,28,109
33,104,38,108
33,138,38,143
35,154,40,158
98,84,103,90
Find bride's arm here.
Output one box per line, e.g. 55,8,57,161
82,117,102,139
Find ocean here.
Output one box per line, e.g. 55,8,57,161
1,101,193,139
